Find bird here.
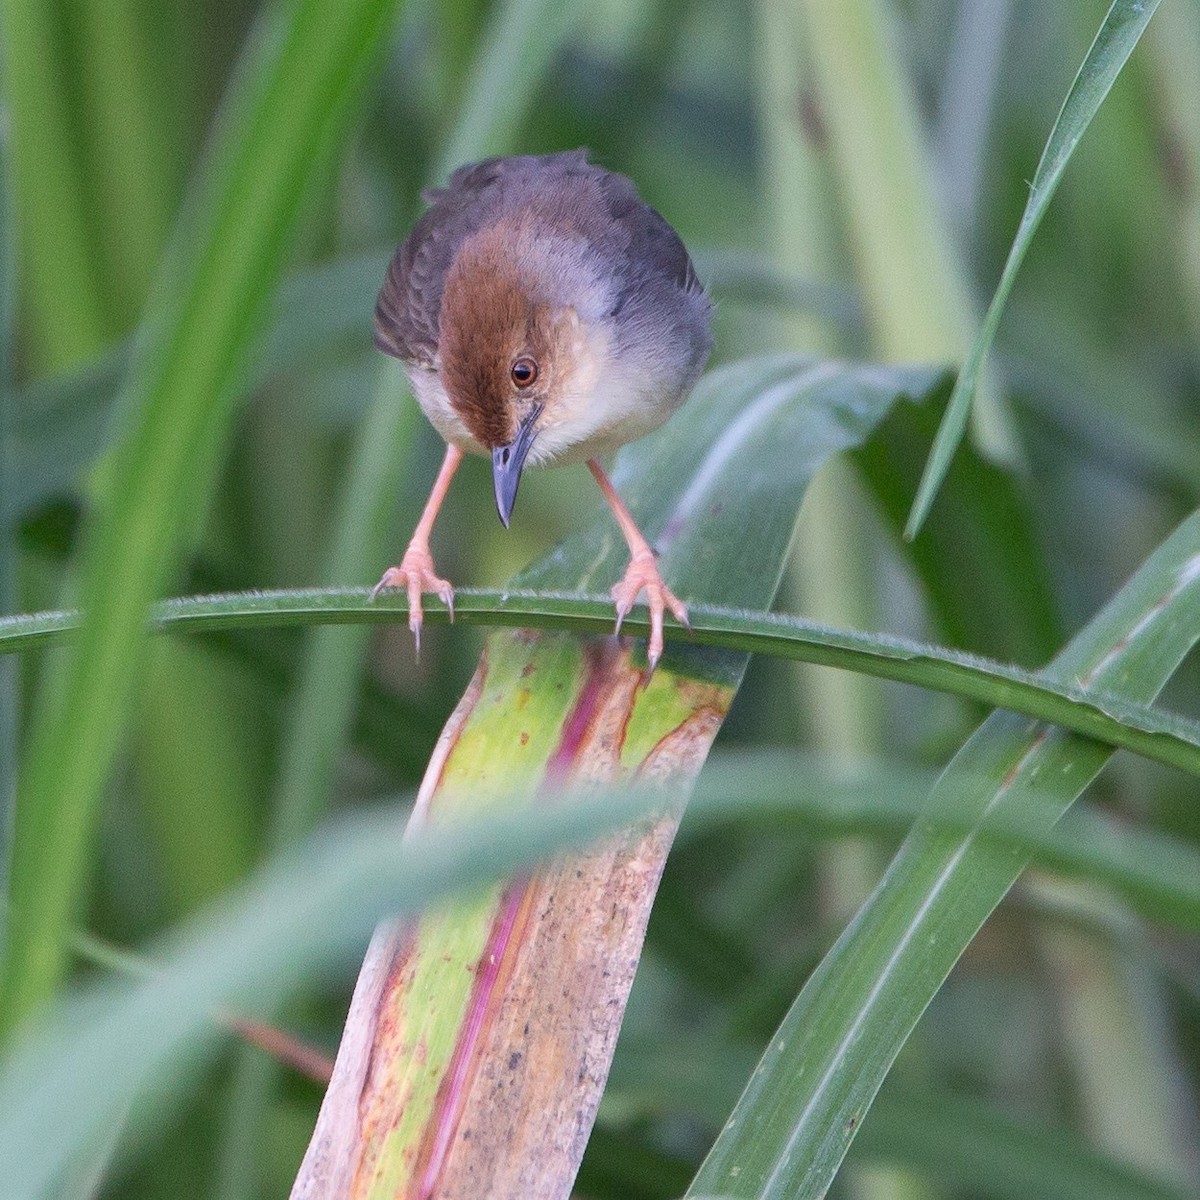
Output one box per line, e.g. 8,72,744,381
370,149,713,670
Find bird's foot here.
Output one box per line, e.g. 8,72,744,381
611,550,689,673
370,542,455,654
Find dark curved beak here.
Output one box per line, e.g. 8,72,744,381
492,404,542,528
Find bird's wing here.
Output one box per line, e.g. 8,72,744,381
590,169,700,300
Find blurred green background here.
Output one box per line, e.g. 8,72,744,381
3,0,1200,1196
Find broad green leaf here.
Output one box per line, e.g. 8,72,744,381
905,0,1162,538
688,510,1200,1197
0,0,408,1034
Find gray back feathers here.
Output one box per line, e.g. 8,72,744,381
374,150,711,373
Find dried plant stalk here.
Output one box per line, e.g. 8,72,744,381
293,358,940,1196
293,630,732,1198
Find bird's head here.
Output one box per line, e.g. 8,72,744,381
438,222,599,527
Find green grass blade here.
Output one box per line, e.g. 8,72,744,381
434,0,581,179
687,510,1200,1197
74,0,181,329
0,0,109,371
261,365,413,852
5,747,1200,1194
0,60,15,893
45,753,1200,964
797,0,978,366
904,0,1161,539
0,0,407,1036
686,754,1200,933
3,584,1200,779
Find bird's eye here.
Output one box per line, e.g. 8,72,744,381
511,356,538,388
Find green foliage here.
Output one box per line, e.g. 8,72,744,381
2,0,1199,1197
2,0,410,1036
7,583,1200,778
2,753,1199,1195
689,511,1200,1197
906,0,1163,537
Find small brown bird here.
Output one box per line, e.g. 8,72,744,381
371,150,713,669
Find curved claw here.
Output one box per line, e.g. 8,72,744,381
370,543,455,655
612,591,632,638
369,568,398,603
610,551,687,673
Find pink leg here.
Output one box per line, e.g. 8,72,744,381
371,443,464,651
587,458,688,672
